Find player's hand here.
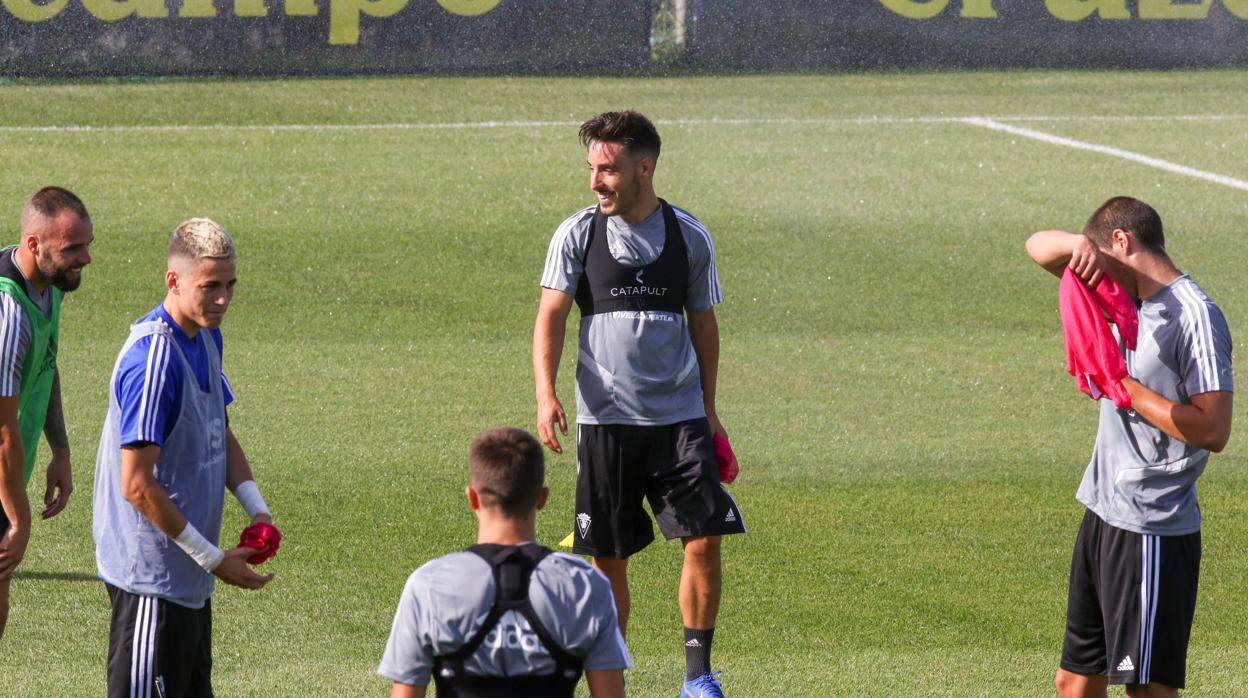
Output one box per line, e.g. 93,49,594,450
212,546,275,590
1067,235,1103,288
707,411,728,440
0,526,30,580
42,448,73,519
537,395,568,454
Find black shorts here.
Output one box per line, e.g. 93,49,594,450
0,507,8,539
106,584,214,698
573,418,745,559
1061,509,1200,689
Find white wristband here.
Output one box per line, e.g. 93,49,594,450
234,480,270,520
174,523,225,572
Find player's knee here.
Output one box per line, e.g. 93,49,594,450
1054,668,1077,696
592,556,628,579
681,535,721,559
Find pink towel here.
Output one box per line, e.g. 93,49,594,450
239,522,282,564
1058,268,1138,409
713,433,739,484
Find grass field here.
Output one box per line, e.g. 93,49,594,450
2,71,1247,696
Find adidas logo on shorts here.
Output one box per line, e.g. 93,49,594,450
1116,656,1135,672
724,509,736,523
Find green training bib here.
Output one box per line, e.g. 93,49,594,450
0,276,61,484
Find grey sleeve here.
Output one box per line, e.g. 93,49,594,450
677,213,723,314
377,573,434,687
1181,302,1233,396
539,208,594,295
0,295,29,397
582,569,633,671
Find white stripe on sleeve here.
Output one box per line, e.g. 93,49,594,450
674,209,723,306
1174,282,1220,393
540,207,594,290
0,295,29,397
136,335,172,443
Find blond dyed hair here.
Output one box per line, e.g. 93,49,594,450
168,217,236,263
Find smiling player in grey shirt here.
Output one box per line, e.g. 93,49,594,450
534,112,744,698
539,197,721,426
1027,197,1232,698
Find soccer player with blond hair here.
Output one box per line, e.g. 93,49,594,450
94,218,277,697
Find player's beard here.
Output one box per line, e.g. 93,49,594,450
36,251,81,292
611,172,644,218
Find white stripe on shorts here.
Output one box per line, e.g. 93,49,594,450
1139,535,1160,684
130,595,159,698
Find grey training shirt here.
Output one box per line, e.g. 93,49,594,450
1077,274,1233,536
540,204,722,426
378,549,631,687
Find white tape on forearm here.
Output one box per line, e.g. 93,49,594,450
174,523,224,572
234,480,270,519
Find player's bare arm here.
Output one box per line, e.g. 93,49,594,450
41,368,72,519
1122,382,1233,453
1026,229,1104,286
585,669,627,698
120,444,273,589
688,306,725,438
533,287,574,453
389,682,427,698
0,395,29,580
224,427,271,526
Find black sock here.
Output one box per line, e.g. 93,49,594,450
684,627,715,680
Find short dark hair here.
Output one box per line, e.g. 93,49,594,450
1082,196,1165,254
22,186,89,232
469,427,545,519
579,111,661,160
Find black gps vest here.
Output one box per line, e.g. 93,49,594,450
431,543,585,698
0,247,38,299
574,199,688,316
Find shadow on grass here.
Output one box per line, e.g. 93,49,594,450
13,570,98,583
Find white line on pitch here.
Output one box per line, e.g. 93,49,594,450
962,117,1248,193
0,120,581,133
0,114,1243,134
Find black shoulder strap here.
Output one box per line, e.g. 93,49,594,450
585,207,605,264
658,199,686,259
440,544,534,662
573,208,604,315
440,543,581,667
0,247,30,293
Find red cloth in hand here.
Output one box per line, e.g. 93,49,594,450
239,522,282,564
713,432,739,484
1058,268,1138,410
